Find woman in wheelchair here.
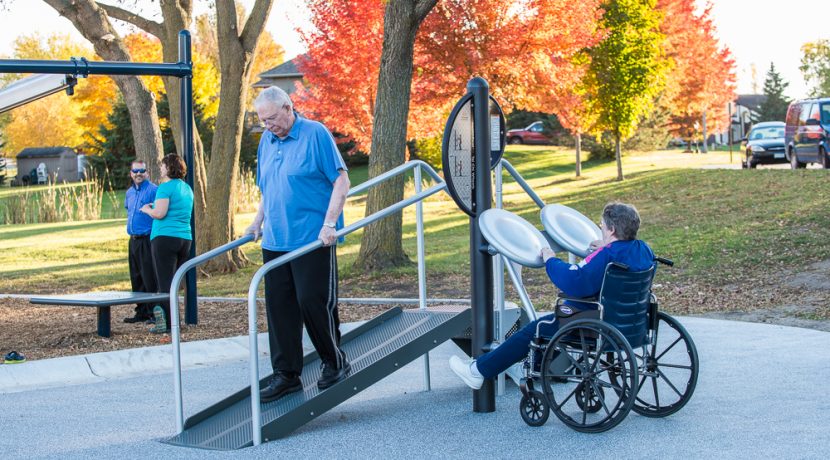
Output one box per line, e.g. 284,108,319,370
450,202,698,432
451,202,653,387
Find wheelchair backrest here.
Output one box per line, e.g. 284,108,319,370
598,262,655,349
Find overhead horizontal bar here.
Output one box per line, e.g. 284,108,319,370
0,58,191,78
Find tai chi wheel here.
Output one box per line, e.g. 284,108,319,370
632,312,699,418
541,319,638,433
478,208,550,268
519,390,550,427
539,204,601,258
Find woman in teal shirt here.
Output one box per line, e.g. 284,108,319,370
140,153,194,333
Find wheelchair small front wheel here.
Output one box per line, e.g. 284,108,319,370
576,381,605,414
519,390,550,427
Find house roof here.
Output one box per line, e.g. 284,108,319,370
258,57,303,78
736,94,766,112
17,147,76,159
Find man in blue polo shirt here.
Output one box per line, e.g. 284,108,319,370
245,86,351,402
124,160,158,323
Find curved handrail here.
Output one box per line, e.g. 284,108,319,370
170,234,254,432
499,159,545,209
246,164,446,445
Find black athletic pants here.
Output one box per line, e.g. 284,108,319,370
128,235,157,319
151,236,192,328
263,246,345,377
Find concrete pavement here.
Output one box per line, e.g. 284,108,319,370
1,317,828,459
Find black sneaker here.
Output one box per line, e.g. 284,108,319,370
123,315,150,324
260,373,302,402
317,360,351,390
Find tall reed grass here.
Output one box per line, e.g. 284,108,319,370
0,170,120,225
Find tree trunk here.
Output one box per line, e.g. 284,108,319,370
43,0,164,177
355,0,437,272
575,133,582,177
98,0,211,256
615,134,624,181
198,0,273,272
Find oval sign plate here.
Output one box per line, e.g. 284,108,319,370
442,93,475,217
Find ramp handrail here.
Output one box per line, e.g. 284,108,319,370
246,160,445,445
169,234,255,432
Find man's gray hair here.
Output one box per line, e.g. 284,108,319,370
254,86,293,111
602,202,641,240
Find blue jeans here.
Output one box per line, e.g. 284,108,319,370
476,313,560,379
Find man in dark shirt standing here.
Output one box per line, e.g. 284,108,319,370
124,160,159,323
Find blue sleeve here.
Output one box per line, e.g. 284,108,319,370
315,124,347,184
155,182,171,200
124,189,130,210
545,249,611,298
147,184,157,203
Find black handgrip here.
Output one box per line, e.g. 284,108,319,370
655,256,674,267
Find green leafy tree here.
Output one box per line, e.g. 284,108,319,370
757,63,791,122
800,39,830,98
587,0,666,180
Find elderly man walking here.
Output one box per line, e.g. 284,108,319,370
245,86,351,402
124,160,158,323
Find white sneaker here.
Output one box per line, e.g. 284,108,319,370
449,355,484,389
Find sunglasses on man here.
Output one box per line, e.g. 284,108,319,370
131,168,147,174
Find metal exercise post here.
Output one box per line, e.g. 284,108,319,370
469,77,494,412
178,30,198,325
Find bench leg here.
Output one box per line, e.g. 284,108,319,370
97,306,111,338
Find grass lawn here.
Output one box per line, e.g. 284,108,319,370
2,146,829,320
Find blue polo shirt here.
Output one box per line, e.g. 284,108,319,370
125,180,157,236
256,114,347,251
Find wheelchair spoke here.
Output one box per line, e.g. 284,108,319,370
656,367,684,398
652,373,660,407
590,380,612,417
551,385,580,410
656,362,693,370
656,336,683,361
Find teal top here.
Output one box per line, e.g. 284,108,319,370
150,179,193,241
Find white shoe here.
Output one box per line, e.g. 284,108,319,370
449,355,484,390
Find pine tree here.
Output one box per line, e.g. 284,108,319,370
757,63,791,122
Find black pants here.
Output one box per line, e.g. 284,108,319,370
128,235,157,318
151,236,192,327
263,246,344,377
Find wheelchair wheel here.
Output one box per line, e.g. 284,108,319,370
632,312,699,418
540,319,638,433
519,390,550,427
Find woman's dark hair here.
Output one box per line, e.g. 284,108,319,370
162,153,187,179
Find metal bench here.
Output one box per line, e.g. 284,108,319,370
29,291,170,338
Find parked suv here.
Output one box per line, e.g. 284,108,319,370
742,121,786,168
784,98,830,169
506,121,553,145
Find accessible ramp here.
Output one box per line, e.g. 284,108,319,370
164,305,471,450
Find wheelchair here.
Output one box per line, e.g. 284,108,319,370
518,257,699,432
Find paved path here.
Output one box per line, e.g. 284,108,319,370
1,317,828,459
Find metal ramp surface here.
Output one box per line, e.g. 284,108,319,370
164,305,471,450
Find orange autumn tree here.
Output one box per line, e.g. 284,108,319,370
295,0,602,152
658,0,736,149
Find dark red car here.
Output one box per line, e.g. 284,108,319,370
506,121,554,145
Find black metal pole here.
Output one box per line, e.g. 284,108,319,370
468,77,494,413
179,30,198,325
0,58,190,77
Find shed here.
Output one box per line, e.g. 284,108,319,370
16,147,82,184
